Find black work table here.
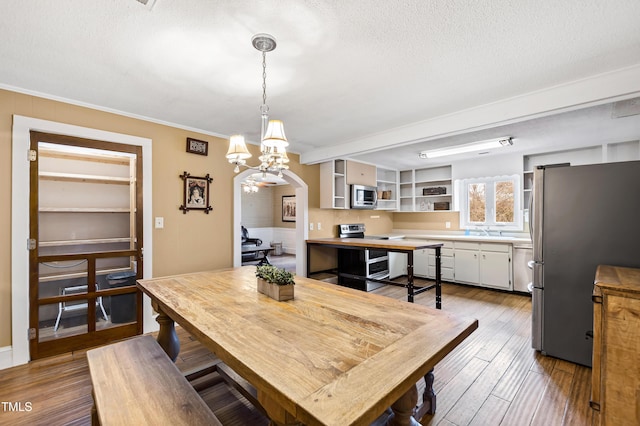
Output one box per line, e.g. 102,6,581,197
241,245,273,266
306,237,444,309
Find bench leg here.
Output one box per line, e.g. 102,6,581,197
153,302,180,361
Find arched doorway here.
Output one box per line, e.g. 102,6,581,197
233,170,308,277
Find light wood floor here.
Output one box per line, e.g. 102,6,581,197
0,280,597,426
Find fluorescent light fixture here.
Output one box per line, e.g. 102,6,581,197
419,137,513,159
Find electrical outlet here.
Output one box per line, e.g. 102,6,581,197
155,217,164,229
309,223,314,231
317,222,321,230
445,221,451,229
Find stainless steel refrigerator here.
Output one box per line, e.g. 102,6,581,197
531,160,640,367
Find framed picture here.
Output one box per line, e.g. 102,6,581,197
179,171,213,213
186,137,209,156
282,195,296,222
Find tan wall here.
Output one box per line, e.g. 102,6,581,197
272,184,296,228
0,88,320,347
0,87,458,348
392,211,461,231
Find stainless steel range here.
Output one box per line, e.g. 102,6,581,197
337,224,389,291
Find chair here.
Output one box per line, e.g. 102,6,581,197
241,226,262,262
241,226,262,247
54,283,108,331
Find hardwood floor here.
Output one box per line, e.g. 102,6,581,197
0,280,597,426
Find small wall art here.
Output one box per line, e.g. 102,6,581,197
282,195,296,222
186,137,209,156
179,171,213,214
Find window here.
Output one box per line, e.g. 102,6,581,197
458,175,521,230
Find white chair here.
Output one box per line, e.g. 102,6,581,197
54,284,108,331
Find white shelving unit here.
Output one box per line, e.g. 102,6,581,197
37,146,137,322
375,167,399,211
398,165,453,212
320,159,348,209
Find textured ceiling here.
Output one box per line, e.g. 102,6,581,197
1,0,640,169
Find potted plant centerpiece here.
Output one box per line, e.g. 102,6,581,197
255,264,295,301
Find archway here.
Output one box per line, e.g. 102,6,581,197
233,169,308,277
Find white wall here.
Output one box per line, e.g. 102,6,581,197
241,186,274,228
452,152,523,180
244,227,297,254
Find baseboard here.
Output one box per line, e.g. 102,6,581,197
0,346,13,370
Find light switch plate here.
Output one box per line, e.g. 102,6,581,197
155,217,164,229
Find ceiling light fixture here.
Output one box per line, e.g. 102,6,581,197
226,34,290,177
242,176,260,193
419,137,513,159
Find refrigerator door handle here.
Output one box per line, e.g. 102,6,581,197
532,287,543,350
528,187,534,237
533,261,543,289
532,168,544,263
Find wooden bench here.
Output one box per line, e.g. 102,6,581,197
86,335,222,426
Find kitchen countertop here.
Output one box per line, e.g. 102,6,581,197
373,231,532,245
305,237,443,251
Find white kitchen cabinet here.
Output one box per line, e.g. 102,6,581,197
346,160,377,187
320,159,348,209
513,245,533,293
454,242,512,290
389,252,407,279
454,246,480,284
427,247,455,281
413,248,429,278
421,241,454,281
320,159,379,208
480,250,511,290
389,242,453,281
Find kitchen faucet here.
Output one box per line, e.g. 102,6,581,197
477,227,491,236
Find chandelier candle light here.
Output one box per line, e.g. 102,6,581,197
226,34,290,177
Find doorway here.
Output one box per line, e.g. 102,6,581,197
240,174,296,272
11,115,154,368
233,169,308,277
28,132,143,359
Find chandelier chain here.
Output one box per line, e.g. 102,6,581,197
262,51,267,108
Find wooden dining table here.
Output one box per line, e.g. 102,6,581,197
137,266,478,426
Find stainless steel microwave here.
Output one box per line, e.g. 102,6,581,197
350,184,377,209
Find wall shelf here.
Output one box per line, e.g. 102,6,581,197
397,165,453,212
39,207,131,213
39,171,131,185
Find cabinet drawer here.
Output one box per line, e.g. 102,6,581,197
480,243,510,253
428,266,454,281
428,254,454,269
454,241,480,250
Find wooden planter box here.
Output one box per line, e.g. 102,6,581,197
257,278,294,301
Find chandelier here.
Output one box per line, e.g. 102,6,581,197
226,34,290,177
242,175,259,193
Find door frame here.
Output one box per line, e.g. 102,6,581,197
233,169,308,277
11,115,155,367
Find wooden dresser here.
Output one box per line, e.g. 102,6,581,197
591,265,640,425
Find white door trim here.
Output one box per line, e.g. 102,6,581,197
10,115,154,368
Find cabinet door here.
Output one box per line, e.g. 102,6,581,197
454,250,480,284
481,251,511,289
346,160,377,186
389,252,407,279
413,249,429,278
